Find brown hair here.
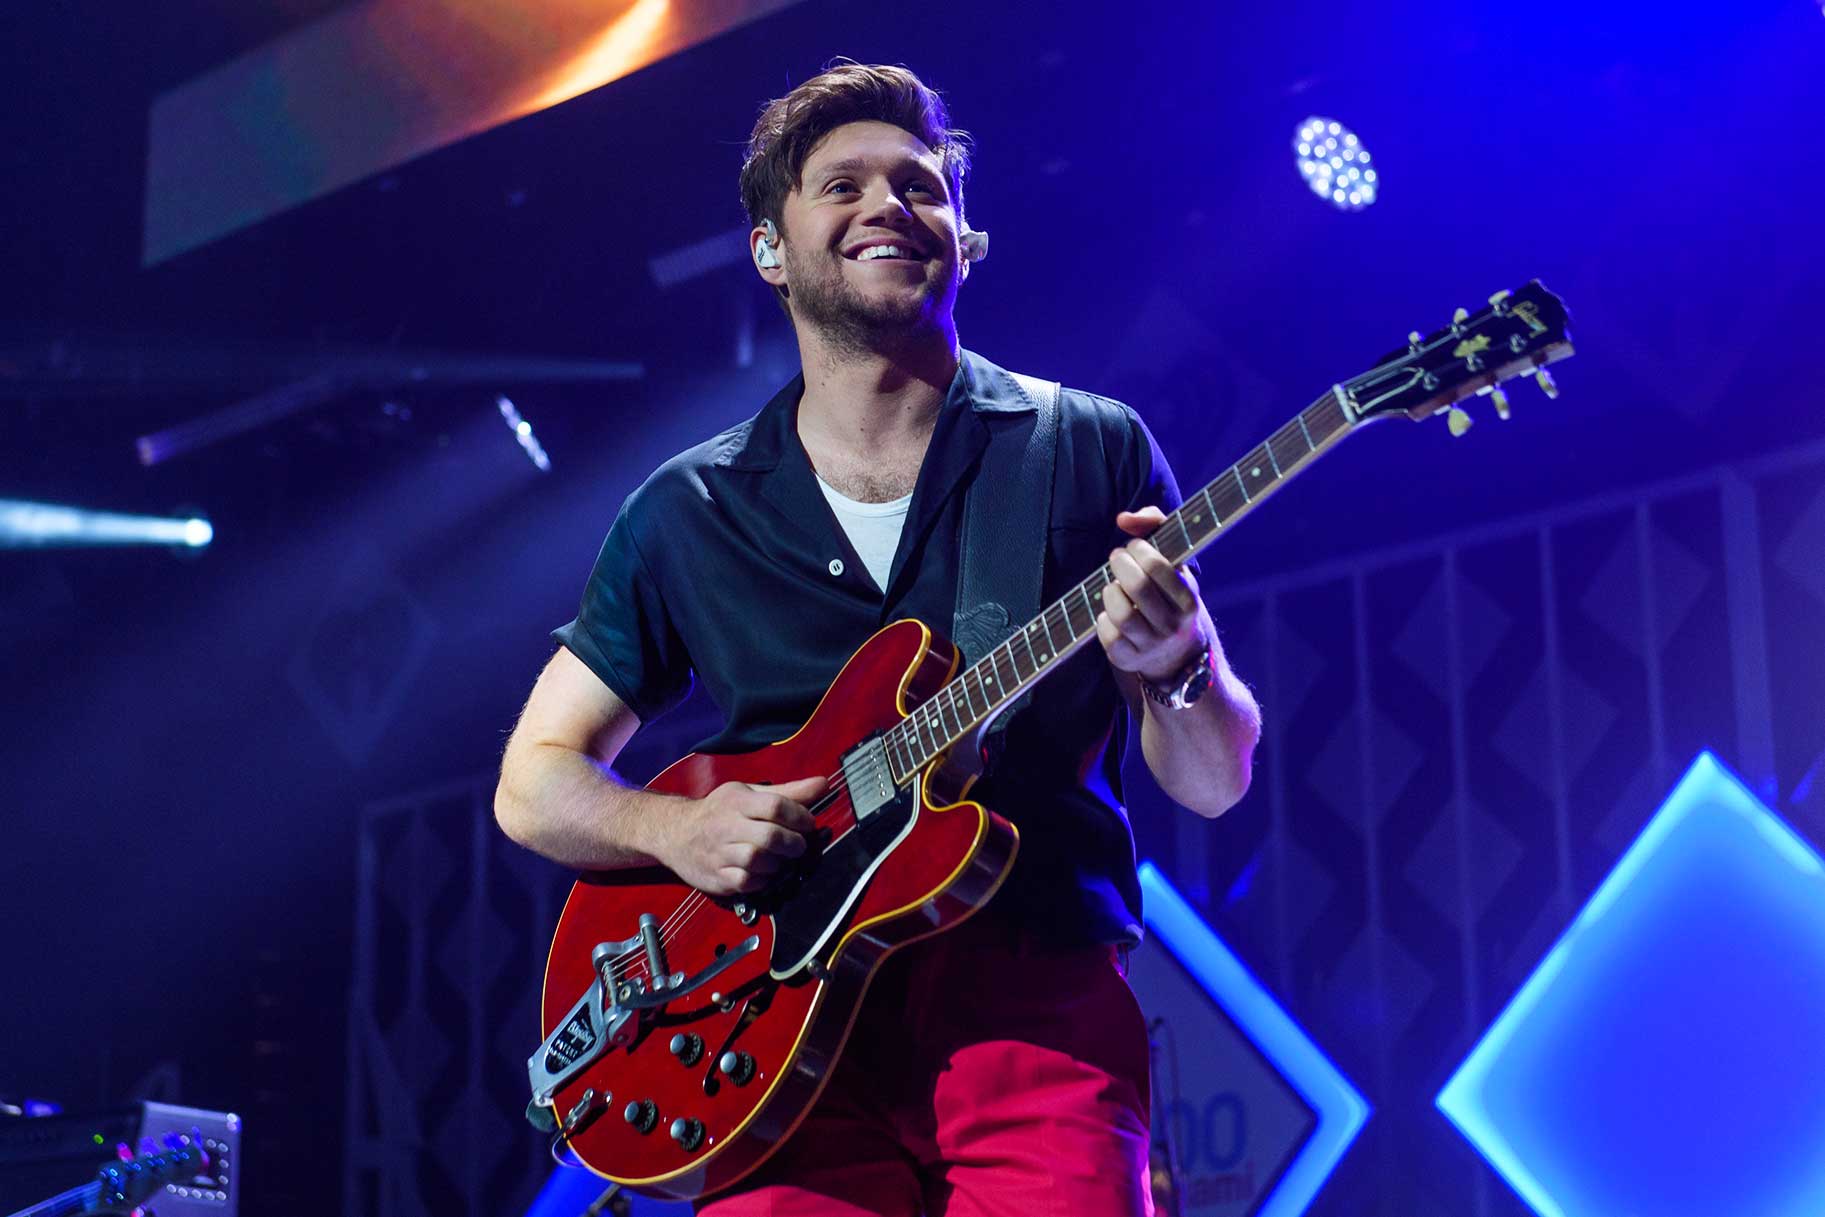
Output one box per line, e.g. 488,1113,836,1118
738,61,972,235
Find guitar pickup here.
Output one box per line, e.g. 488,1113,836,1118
841,735,896,821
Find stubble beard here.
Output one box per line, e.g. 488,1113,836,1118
783,246,958,359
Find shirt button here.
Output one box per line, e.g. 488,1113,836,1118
828,558,845,577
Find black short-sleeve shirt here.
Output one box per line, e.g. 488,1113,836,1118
554,349,1195,946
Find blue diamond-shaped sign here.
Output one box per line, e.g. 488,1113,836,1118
1438,751,1825,1217
1137,862,1369,1216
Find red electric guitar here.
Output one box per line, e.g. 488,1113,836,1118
528,282,1574,1198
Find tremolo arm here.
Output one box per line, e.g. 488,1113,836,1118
527,916,761,1116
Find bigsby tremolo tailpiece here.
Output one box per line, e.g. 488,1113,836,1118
525,912,761,1128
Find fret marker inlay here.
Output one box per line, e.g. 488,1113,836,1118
891,379,1363,778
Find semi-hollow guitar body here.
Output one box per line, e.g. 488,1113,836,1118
529,279,1575,1200
537,619,1017,1199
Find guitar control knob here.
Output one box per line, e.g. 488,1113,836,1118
669,1117,705,1151
669,1033,704,1066
623,1099,659,1134
718,1051,757,1086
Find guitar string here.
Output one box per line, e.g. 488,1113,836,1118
611,400,1296,976
608,695,976,973
599,323,1543,980
609,405,1318,977
612,360,1448,970
601,768,863,980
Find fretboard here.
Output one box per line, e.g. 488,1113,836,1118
880,386,1357,783
9,1181,100,1217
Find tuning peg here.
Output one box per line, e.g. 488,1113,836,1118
1452,307,1469,324
1447,406,1473,437
1490,386,1511,420
1408,330,1423,350
1534,368,1560,399
1488,289,1513,311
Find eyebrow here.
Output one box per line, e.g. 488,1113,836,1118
811,156,944,186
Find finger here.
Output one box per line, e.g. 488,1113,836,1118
766,775,829,799
751,821,808,859
720,864,768,894
1124,541,1197,614
728,840,787,877
1116,506,1167,538
748,778,825,831
1109,549,1186,635
1095,610,1144,667
1101,578,1168,649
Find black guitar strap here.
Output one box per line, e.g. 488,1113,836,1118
951,369,1060,765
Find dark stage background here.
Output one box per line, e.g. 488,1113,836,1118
3,2,1822,1214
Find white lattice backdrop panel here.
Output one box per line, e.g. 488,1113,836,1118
1149,440,1824,1217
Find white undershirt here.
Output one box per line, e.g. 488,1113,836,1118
815,475,911,594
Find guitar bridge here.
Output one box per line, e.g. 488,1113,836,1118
525,925,762,1119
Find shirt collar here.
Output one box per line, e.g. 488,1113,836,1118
712,348,1036,472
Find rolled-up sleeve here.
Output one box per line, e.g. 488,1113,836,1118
551,495,693,723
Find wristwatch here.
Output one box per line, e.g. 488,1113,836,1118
1140,644,1215,711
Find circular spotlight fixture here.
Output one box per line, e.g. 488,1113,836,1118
1293,116,1377,212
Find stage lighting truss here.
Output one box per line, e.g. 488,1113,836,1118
1294,118,1377,211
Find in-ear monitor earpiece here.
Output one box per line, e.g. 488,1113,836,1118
755,218,782,270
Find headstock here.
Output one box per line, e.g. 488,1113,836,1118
1344,280,1574,432
88,1140,202,1213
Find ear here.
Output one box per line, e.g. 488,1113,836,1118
750,223,787,289
957,225,987,284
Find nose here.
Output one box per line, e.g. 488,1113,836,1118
857,182,915,230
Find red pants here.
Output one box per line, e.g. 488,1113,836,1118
696,915,1155,1217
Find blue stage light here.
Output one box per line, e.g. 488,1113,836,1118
1438,752,1825,1217
1292,117,1377,212
1139,862,1369,1217
0,499,214,549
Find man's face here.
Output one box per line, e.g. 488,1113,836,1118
773,120,964,352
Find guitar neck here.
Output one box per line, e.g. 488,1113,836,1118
6,1182,99,1217
883,385,1358,781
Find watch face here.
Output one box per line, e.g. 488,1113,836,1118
1149,647,1214,709
1184,648,1217,703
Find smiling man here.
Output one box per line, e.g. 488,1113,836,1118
495,62,1260,1216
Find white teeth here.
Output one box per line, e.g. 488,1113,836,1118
857,245,917,261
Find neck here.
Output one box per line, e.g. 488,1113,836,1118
793,326,960,454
